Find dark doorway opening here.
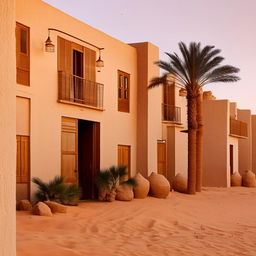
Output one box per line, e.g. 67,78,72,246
73,50,84,102
230,144,234,175
78,120,100,200
73,50,83,78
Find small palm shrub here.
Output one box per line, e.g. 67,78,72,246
32,176,81,205
95,165,137,201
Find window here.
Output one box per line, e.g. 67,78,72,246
73,49,84,103
57,37,104,108
118,70,130,112
16,22,30,86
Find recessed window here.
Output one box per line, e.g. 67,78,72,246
118,70,130,112
16,22,30,86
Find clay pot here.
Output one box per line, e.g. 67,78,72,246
98,187,108,201
231,172,242,186
106,189,117,202
242,170,256,187
148,172,170,198
133,173,150,199
116,184,134,201
172,173,187,193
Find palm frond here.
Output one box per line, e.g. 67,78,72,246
32,177,49,193
95,170,112,190
148,74,168,89
149,41,240,91
116,165,128,178
60,184,82,205
201,65,240,85
32,175,81,204
121,177,137,187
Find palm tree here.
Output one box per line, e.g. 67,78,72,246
149,42,240,194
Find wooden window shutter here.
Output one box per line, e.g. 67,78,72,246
163,83,175,106
58,37,72,100
16,135,30,183
58,37,72,74
16,22,30,86
16,136,21,183
84,47,96,82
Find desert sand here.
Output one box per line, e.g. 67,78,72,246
17,187,256,256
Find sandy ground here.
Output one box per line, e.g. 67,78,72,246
17,187,256,256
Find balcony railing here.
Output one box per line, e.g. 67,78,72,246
230,118,248,137
58,71,104,109
162,104,181,124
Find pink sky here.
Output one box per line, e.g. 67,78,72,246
44,0,256,113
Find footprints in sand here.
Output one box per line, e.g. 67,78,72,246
56,240,77,249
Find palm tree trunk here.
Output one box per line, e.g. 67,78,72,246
196,92,203,192
187,93,197,194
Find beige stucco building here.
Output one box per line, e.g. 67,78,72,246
160,85,256,188
15,0,163,202
202,92,256,187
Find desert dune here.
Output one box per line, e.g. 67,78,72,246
17,187,256,256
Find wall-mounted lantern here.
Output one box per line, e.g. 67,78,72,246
45,28,104,70
96,49,104,72
45,31,55,52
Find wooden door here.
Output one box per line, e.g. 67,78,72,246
157,141,167,177
61,117,78,184
16,135,30,200
118,145,131,177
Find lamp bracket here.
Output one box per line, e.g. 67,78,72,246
48,28,104,51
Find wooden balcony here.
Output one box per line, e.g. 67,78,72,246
230,118,248,137
58,71,104,110
162,104,181,124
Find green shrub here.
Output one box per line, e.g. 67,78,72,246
95,165,137,192
32,176,81,205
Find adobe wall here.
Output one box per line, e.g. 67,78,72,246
166,125,188,183
165,85,188,182
130,42,161,177
0,0,16,255
237,109,252,174
228,136,239,180
147,43,162,174
202,100,229,187
252,115,256,174
230,102,237,119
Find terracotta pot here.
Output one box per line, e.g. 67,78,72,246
133,173,150,199
148,172,170,198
